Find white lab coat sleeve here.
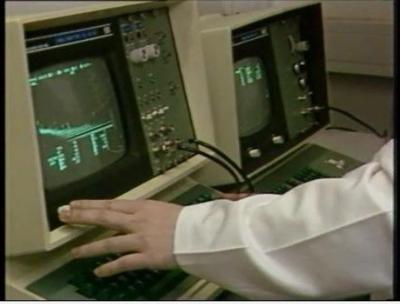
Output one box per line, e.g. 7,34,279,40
173,140,393,300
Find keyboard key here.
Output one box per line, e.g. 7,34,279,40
77,282,96,298
95,288,114,300
110,292,130,300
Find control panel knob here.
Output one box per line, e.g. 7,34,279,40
295,41,310,52
272,135,285,145
248,148,261,158
298,77,307,89
146,44,161,59
159,125,174,135
297,95,308,101
289,35,310,53
159,126,168,134
307,105,325,112
163,140,176,148
148,132,159,140
300,109,311,116
152,146,161,153
169,82,178,94
141,114,153,121
129,47,149,63
293,60,306,74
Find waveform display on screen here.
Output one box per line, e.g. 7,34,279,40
37,119,117,172
30,57,126,189
29,62,92,87
38,121,113,140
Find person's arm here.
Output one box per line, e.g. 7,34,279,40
58,140,393,299
174,140,393,300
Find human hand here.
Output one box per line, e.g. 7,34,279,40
58,199,183,278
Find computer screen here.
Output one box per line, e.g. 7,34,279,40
234,57,271,138
30,57,126,190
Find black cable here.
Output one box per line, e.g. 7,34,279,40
188,139,255,193
326,106,387,138
326,126,358,133
177,145,242,193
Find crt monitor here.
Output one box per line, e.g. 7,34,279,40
200,1,329,184
6,0,213,257
25,22,155,232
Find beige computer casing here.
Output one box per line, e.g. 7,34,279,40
195,1,328,187
6,0,220,299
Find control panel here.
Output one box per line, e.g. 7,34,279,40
119,8,195,175
269,15,320,140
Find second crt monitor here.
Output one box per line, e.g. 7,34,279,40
200,1,329,185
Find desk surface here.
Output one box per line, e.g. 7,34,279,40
306,129,388,163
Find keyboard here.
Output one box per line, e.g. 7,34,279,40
253,144,362,194
268,166,329,194
68,256,187,300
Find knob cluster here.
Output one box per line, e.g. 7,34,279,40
152,139,181,154
147,125,175,141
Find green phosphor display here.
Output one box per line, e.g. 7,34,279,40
30,57,126,190
234,57,271,137
235,60,263,86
